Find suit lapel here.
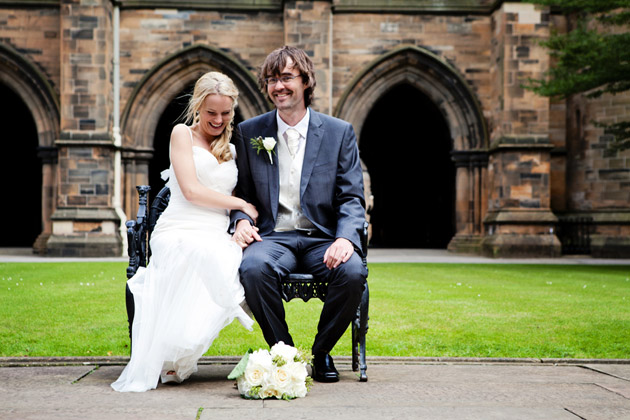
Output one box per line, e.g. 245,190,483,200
301,110,323,199
260,111,280,222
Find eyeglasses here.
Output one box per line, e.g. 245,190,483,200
265,75,301,86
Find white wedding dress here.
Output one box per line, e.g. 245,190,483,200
112,126,253,392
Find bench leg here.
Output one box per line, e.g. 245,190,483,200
125,283,135,354
352,284,369,381
358,324,368,382
352,315,359,372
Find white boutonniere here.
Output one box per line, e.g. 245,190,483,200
250,136,277,164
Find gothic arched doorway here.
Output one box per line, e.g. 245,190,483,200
149,85,245,195
0,83,41,247
121,45,269,219
1,43,59,253
336,46,488,251
359,84,454,248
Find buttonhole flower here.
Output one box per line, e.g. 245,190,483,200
250,136,277,164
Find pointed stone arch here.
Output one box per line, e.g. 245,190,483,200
122,44,268,150
0,43,60,252
335,46,489,251
0,44,60,148
336,45,487,150
120,45,269,217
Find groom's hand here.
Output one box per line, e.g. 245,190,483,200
323,238,354,270
233,219,262,249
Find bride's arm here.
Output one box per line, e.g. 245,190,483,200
170,124,257,221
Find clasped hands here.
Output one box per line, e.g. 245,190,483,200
233,219,262,249
232,219,354,269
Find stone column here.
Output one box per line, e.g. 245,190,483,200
283,0,332,114
47,0,121,257
482,2,561,257
33,147,58,254
448,151,489,254
122,149,151,223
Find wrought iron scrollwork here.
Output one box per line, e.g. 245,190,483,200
282,275,329,302
126,185,151,279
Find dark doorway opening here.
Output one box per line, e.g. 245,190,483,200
150,85,244,196
359,83,455,248
0,83,42,247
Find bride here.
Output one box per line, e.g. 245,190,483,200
112,72,257,392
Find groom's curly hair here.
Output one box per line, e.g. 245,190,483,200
258,46,316,108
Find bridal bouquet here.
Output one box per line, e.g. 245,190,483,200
228,342,313,400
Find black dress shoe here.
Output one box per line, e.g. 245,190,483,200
312,353,339,382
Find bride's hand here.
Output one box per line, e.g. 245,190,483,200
233,219,261,249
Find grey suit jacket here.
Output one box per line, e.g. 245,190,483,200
230,108,366,253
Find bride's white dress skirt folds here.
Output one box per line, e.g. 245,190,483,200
111,129,253,392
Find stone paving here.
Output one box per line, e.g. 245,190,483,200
1,358,630,420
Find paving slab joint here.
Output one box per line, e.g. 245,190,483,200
71,365,99,384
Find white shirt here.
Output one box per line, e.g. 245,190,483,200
274,110,316,232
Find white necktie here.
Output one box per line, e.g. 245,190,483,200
285,128,300,159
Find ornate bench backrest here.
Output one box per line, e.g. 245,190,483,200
126,185,170,279
146,186,171,260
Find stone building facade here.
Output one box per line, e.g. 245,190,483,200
0,0,628,257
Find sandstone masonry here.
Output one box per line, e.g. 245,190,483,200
0,0,628,257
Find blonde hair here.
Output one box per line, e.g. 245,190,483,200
182,71,239,162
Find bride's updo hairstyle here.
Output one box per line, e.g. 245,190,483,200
183,71,239,162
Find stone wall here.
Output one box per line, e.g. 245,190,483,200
0,6,61,96
0,0,628,257
118,8,283,115
564,74,630,257
332,12,492,123
558,15,630,257
568,94,630,211
284,1,332,112
57,146,113,207
482,2,561,257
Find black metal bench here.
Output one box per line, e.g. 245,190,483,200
125,185,370,381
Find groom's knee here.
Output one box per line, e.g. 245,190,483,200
239,248,276,290
239,257,263,288
333,256,367,294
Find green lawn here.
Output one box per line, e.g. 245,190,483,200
1,262,629,359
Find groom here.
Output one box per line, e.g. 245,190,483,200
230,46,367,383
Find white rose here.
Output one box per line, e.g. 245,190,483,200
269,365,292,394
248,349,273,368
244,349,272,387
270,341,298,365
262,137,276,151
243,366,266,389
236,375,252,396
285,361,308,383
260,383,281,399
288,380,308,399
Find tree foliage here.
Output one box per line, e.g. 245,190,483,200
525,0,630,149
